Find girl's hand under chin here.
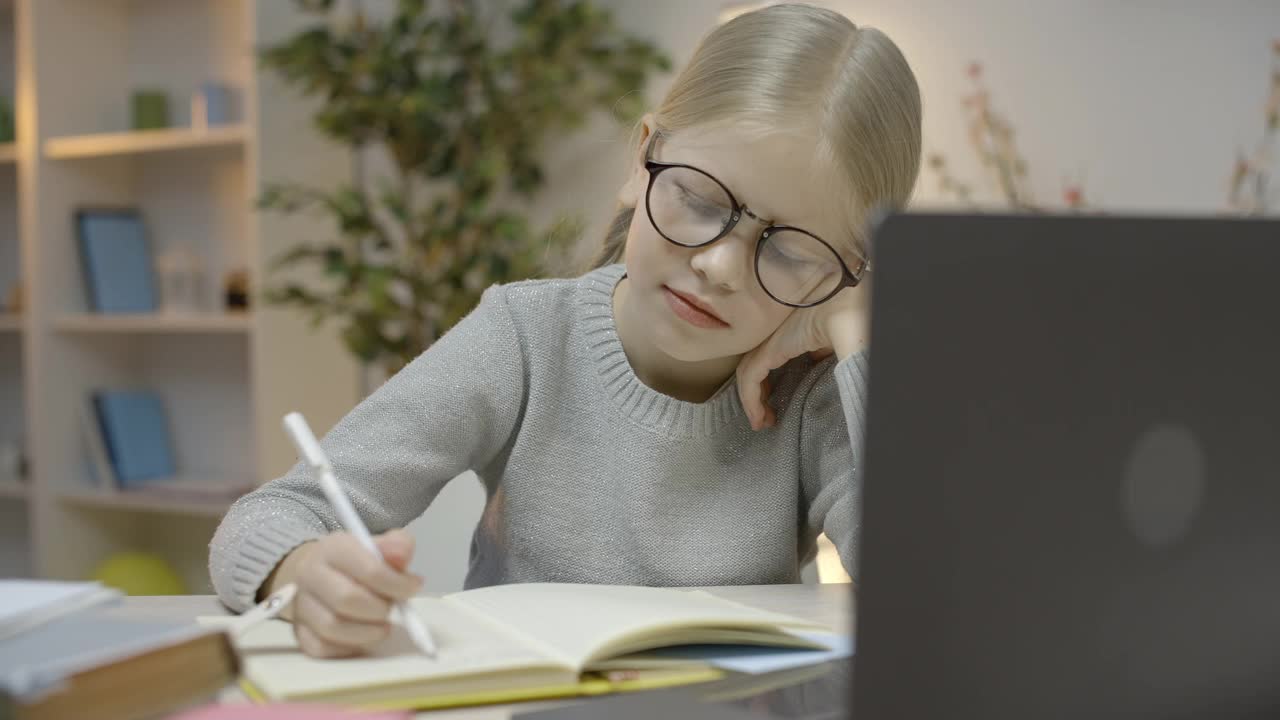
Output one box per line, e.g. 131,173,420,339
736,286,868,431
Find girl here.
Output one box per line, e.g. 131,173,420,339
210,2,921,659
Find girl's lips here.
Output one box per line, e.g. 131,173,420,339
663,286,730,329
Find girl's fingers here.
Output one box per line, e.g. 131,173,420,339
310,561,394,623
374,529,417,573
737,344,784,430
295,621,362,659
761,376,776,427
294,590,391,649
327,534,422,602
736,352,766,429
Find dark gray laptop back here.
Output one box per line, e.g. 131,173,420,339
852,214,1280,719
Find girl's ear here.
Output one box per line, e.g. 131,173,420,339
617,114,656,209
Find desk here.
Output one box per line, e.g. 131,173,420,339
104,584,852,720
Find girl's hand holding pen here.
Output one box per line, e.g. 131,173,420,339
277,529,424,658
276,411,436,659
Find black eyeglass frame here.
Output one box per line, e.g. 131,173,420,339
641,158,869,308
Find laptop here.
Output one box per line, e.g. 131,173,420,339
851,213,1280,719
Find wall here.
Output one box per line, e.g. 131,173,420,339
253,2,485,593
267,1,1280,591
513,0,1280,588
540,0,1280,224
252,0,363,486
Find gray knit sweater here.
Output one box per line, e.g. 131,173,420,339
209,264,868,612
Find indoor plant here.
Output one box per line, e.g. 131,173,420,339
259,0,669,376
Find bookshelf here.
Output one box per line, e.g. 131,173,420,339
5,0,361,592
0,482,27,500
1,0,26,578
56,486,238,519
43,124,248,160
53,313,250,334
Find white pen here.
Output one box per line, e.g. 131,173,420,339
282,411,438,658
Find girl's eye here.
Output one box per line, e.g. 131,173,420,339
762,240,818,267
675,184,729,219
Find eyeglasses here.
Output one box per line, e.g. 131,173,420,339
643,152,869,308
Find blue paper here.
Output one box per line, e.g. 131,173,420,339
201,82,232,125
77,211,157,314
92,390,176,486
648,631,854,674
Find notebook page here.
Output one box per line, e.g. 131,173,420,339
199,597,569,700
445,584,827,669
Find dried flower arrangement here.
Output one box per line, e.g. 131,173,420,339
930,41,1280,215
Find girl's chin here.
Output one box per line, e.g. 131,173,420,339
651,325,747,363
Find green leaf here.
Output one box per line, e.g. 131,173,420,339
323,247,348,276
341,318,382,364
259,0,670,357
270,244,327,271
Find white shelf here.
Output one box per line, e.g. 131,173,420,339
8,0,362,586
57,486,246,518
54,313,251,334
43,125,248,160
0,483,30,500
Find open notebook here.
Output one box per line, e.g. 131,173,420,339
202,583,831,711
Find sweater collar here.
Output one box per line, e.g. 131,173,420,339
576,264,746,437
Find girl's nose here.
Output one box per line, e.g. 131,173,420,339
689,225,754,292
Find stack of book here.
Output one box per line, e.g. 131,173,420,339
0,580,238,720
81,389,175,489
79,389,250,501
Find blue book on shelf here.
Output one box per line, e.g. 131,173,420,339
76,210,158,314
91,390,176,487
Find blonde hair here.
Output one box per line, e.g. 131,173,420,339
592,3,922,268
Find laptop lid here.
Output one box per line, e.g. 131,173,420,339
852,213,1280,719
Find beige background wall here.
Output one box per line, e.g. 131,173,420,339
261,1,1280,591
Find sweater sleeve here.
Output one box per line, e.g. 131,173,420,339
208,285,527,611
797,352,870,584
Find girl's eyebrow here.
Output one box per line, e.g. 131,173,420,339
708,165,801,228
662,143,809,229
706,166,780,223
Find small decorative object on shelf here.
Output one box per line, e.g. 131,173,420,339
224,268,249,311
155,242,207,314
93,552,187,596
191,82,234,131
0,441,22,485
3,280,22,313
131,89,170,130
0,94,14,143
